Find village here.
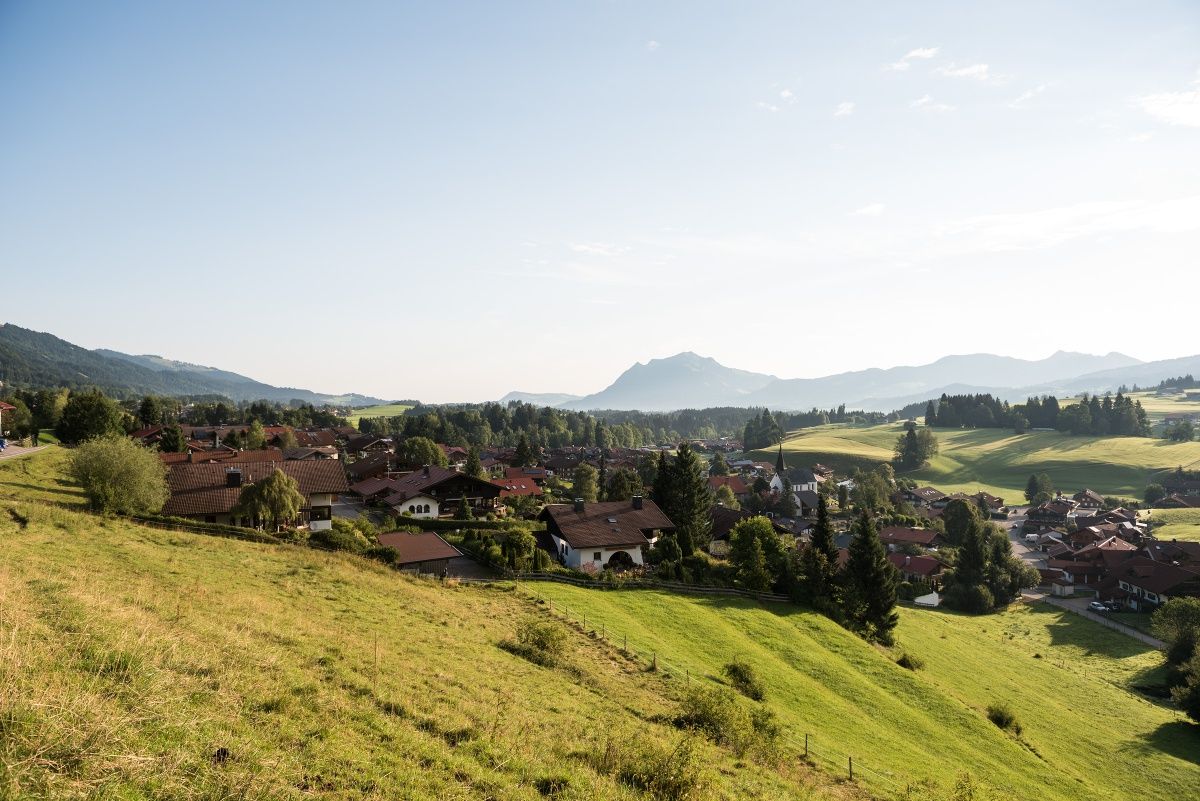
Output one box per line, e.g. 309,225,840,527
118,414,1200,635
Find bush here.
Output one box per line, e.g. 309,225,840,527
590,733,710,801
364,544,400,565
68,435,169,515
500,619,568,667
721,660,766,701
309,526,368,553
674,685,778,758
985,702,1021,734
896,651,925,671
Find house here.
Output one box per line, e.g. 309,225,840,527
887,553,943,585
879,526,941,550
505,466,550,485
375,531,462,574
442,445,469,467
384,464,503,515
708,474,750,500
1107,558,1200,611
1072,489,1106,510
350,476,403,501
283,446,339,460
493,476,543,499
1025,498,1078,530
794,490,821,517
293,429,338,448
384,491,440,519
160,448,285,466
162,460,349,530
904,486,947,507
789,468,819,494
1154,493,1200,509
346,452,392,481
1163,472,1200,497
708,504,791,548
346,435,393,457
540,497,673,571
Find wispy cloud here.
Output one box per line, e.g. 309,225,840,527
756,101,780,113
1135,71,1200,127
851,203,885,217
834,101,855,117
934,62,990,80
645,40,660,52
1009,84,1047,108
885,46,939,72
569,242,627,257
910,94,955,112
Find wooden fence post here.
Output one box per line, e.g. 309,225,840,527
804,733,808,758
848,756,853,781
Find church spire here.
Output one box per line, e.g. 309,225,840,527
776,443,786,475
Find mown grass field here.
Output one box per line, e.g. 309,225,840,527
529,584,1199,801
756,423,1200,502
344,402,414,429
1143,508,1200,542
1129,391,1200,423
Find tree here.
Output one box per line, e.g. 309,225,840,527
245,419,267,450
0,397,33,440
1165,420,1195,442
850,469,891,513
455,494,474,520
650,450,674,510
797,495,840,608
1024,472,1054,504
709,451,730,476
941,498,979,547
1171,650,1200,724
1011,411,1028,435
714,484,740,510
68,435,169,514
843,510,899,644
893,427,938,470
662,443,713,555
465,446,485,479
396,436,449,469
159,422,187,453
606,466,643,502
729,516,785,593
1152,598,1200,665
56,391,126,444
1144,483,1167,506
138,396,165,428
236,468,305,530
572,463,599,502
513,434,533,467
837,482,849,510
924,400,936,425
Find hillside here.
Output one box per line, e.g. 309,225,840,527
530,584,1199,801
0,453,851,801
757,423,1200,502
561,353,778,412
0,323,383,404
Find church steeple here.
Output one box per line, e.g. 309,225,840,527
775,443,786,475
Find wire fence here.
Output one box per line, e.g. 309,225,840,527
477,576,914,796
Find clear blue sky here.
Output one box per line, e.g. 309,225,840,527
2,1,1198,402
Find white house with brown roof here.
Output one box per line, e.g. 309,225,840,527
539,497,674,572
163,460,349,530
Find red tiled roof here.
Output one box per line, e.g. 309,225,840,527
887,553,943,577
493,477,543,498
375,531,462,565
880,526,939,546
708,475,749,494
160,448,284,466
163,460,349,517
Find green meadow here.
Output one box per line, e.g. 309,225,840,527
529,584,1198,801
1143,508,1200,542
756,423,1200,502
344,402,414,429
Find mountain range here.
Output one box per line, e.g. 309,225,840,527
534,351,1200,413
0,323,385,405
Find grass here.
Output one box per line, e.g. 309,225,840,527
756,423,1200,502
0,452,854,801
1129,391,1200,423
1142,508,1200,542
344,403,414,429
0,445,85,508
528,584,1200,801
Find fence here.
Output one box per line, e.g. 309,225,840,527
453,574,911,795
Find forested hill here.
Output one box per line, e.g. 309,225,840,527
0,323,382,404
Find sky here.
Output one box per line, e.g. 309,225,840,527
2,1,1198,403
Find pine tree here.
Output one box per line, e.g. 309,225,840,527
844,510,899,644
798,495,840,607
924,400,936,426
465,446,485,479
709,451,730,476
513,434,532,467
662,443,712,555
1024,473,1040,504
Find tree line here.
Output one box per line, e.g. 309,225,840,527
924,392,1151,437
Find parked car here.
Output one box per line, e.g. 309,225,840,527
1087,601,1109,613
1105,601,1123,612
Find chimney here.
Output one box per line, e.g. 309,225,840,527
632,495,644,510
574,497,585,513
226,468,243,488
188,449,195,463
423,464,431,477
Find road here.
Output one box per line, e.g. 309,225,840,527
1000,506,1046,569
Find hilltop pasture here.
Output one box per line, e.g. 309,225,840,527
343,402,414,429
756,423,1200,502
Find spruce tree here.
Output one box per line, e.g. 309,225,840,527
465,446,485,479
663,443,712,556
844,510,899,644
513,435,532,468
924,400,936,426
650,450,674,510
798,495,840,607
1024,473,1040,504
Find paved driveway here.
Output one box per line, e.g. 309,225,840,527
1002,507,1046,568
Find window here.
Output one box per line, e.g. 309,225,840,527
409,505,415,513
310,506,331,521
593,552,602,561
423,504,430,513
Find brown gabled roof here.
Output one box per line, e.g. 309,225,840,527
709,505,790,541
542,500,674,549
163,460,349,517
887,553,943,577
387,465,501,497
1113,558,1200,595
350,476,402,498
708,475,749,494
493,477,542,498
294,430,337,448
375,531,462,565
160,448,285,466
879,526,939,546
346,452,391,478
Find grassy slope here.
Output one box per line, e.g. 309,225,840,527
0,453,850,801
759,423,1200,501
1144,508,1200,542
344,403,414,429
1129,391,1200,423
529,585,1200,801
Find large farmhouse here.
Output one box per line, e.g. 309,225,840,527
540,497,673,572
163,460,349,529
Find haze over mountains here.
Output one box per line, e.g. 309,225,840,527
535,351,1200,413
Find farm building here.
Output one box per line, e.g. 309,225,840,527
376,531,462,574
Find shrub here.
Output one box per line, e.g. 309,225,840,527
364,544,400,565
721,660,766,701
985,702,1021,734
500,619,568,667
674,685,778,758
68,435,169,515
309,527,368,553
896,651,925,671
590,733,710,801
